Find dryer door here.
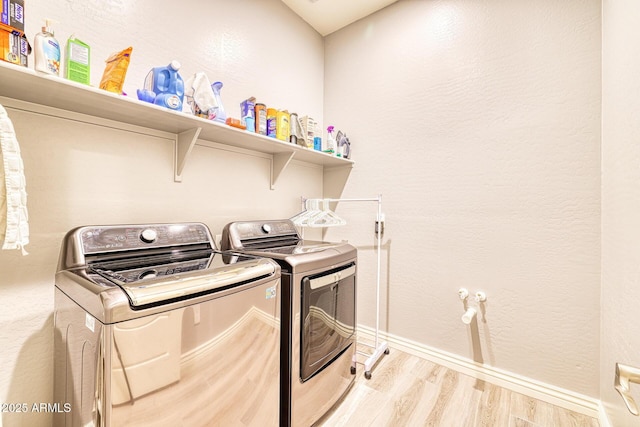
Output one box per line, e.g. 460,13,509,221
300,262,356,382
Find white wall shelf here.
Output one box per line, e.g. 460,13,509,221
0,61,354,188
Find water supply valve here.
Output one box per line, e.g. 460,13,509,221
475,291,487,302
461,307,477,324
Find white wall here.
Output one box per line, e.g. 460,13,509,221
28,0,325,121
601,1,640,425
0,1,324,426
324,0,602,398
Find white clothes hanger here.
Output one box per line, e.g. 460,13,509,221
290,198,346,228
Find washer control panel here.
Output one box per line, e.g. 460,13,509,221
80,223,212,254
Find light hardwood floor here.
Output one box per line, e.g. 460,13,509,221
317,346,599,427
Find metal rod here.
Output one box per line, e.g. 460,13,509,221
300,196,381,204
375,195,382,347
323,197,381,203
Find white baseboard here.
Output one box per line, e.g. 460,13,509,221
356,325,601,420
597,402,612,427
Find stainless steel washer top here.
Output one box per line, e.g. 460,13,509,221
54,223,282,426
221,219,356,272
57,223,277,320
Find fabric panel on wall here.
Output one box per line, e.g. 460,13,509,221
0,104,29,255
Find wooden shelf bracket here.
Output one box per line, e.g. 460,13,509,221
271,151,296,190
174,127,202,182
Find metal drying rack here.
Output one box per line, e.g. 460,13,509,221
291,194,388,379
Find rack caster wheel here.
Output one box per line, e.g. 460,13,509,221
364,371,372,380
384,348,390,355
350,366,356,375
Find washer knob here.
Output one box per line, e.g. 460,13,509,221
261,224,272,234
140,228,157,243
139,270,157,280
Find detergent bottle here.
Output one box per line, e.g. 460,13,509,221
143,60,185,111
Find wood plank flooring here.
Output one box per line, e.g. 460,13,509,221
317,346,599,427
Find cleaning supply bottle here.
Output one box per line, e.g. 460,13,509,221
34,19,61,76
210,81,227,123
266,108,277,137
325,126,336,156
143,60,185,111
276,110,290,142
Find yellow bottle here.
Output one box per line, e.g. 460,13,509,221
276,110,290,142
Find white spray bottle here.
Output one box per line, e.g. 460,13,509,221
325,125,336,156
34,19,61,76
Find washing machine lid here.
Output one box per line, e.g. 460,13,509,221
57,223,278,309
221,219,357,272
222,219,349,256
89,252,276,308
240,240,343,256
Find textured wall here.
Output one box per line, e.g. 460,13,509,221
26,0,325,122
601,1,640,425
0,1,324,426
324,0,601,397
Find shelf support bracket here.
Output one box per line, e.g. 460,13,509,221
174,127,202,182
270,151,295,190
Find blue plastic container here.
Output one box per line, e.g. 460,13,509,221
143,60,184,111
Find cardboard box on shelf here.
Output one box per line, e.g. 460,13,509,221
1,0,24,32
0,22,29,67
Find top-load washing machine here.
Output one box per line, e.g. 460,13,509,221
54,222,282,426
221,219,357,427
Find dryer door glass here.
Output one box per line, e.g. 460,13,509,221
300,263,356,382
